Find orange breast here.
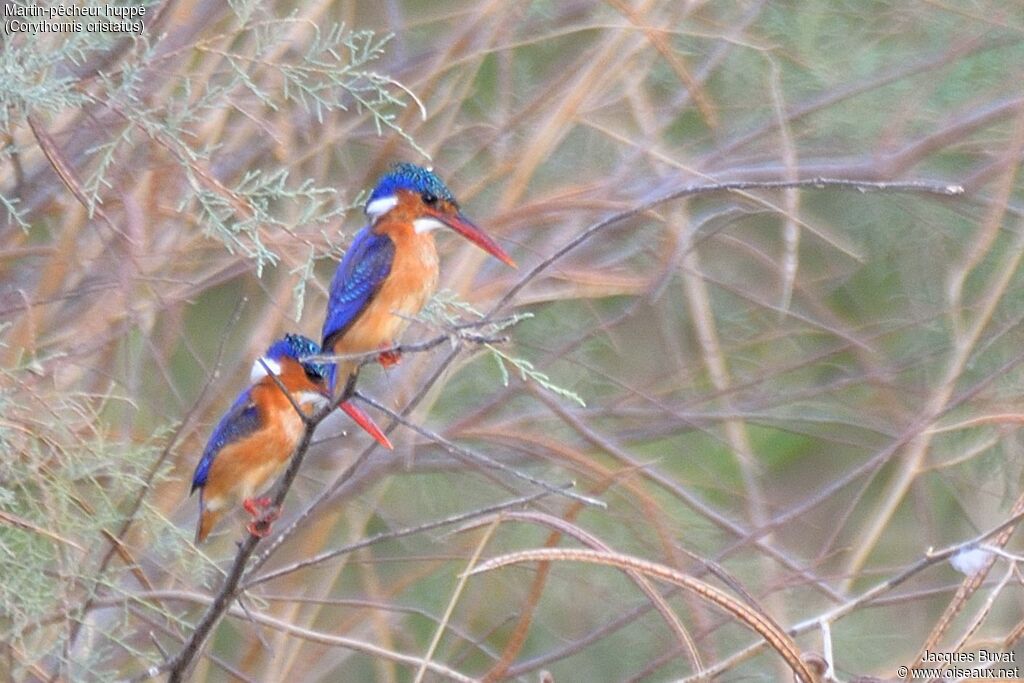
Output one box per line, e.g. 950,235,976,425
199,384,310,511
334,226,439,357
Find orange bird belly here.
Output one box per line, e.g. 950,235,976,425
334,233,439,359
200,393,307,515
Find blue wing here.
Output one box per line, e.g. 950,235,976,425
321,227,395,386
190,388,262,494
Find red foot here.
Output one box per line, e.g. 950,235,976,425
243,497,279,537
378,349,401,368
243,497,273,516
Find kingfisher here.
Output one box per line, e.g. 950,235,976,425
322,162,516,397
190,334,389,543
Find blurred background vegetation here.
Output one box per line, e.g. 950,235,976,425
3,0,1024,680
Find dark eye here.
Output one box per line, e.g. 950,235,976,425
304,366,323,381
422,192,438,205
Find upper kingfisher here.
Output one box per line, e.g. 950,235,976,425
322,162,516,397
190,334,387,543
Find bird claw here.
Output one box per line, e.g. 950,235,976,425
242,496,273,516
378,349,401,368
243,497,279,538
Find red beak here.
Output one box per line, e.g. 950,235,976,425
436,210,517,268
339,401,393,450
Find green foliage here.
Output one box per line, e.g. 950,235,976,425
425,291,586,407
1,5,422,285
0,377,172,677
487,344,586,407
0,2,114,227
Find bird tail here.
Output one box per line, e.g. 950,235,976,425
195,507,223,544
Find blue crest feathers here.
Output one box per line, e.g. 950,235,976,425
266,334,327,380
366,163,456,209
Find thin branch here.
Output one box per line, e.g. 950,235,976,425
355,391,605,508
243,488,561,589
118,590,475,682
463,510,705,679
490,177,964,316
311,318,516,368
414,515,500,683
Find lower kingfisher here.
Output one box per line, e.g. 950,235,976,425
321,162,516,397
190,334,387,543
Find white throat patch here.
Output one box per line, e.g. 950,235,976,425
366,195,398,222
297,391,329,409
250,357,282,383
413,217,447,234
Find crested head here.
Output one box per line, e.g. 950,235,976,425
362,161,516,267
365,163,457,220
251,334,328,384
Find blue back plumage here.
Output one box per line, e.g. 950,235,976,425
366,163,456,209
191,388,261,493
321,226,396,391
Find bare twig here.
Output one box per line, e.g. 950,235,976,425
355,391,605,508
311,320,513,369
243,489,562,589
414,516,500,683
490,177,964,316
